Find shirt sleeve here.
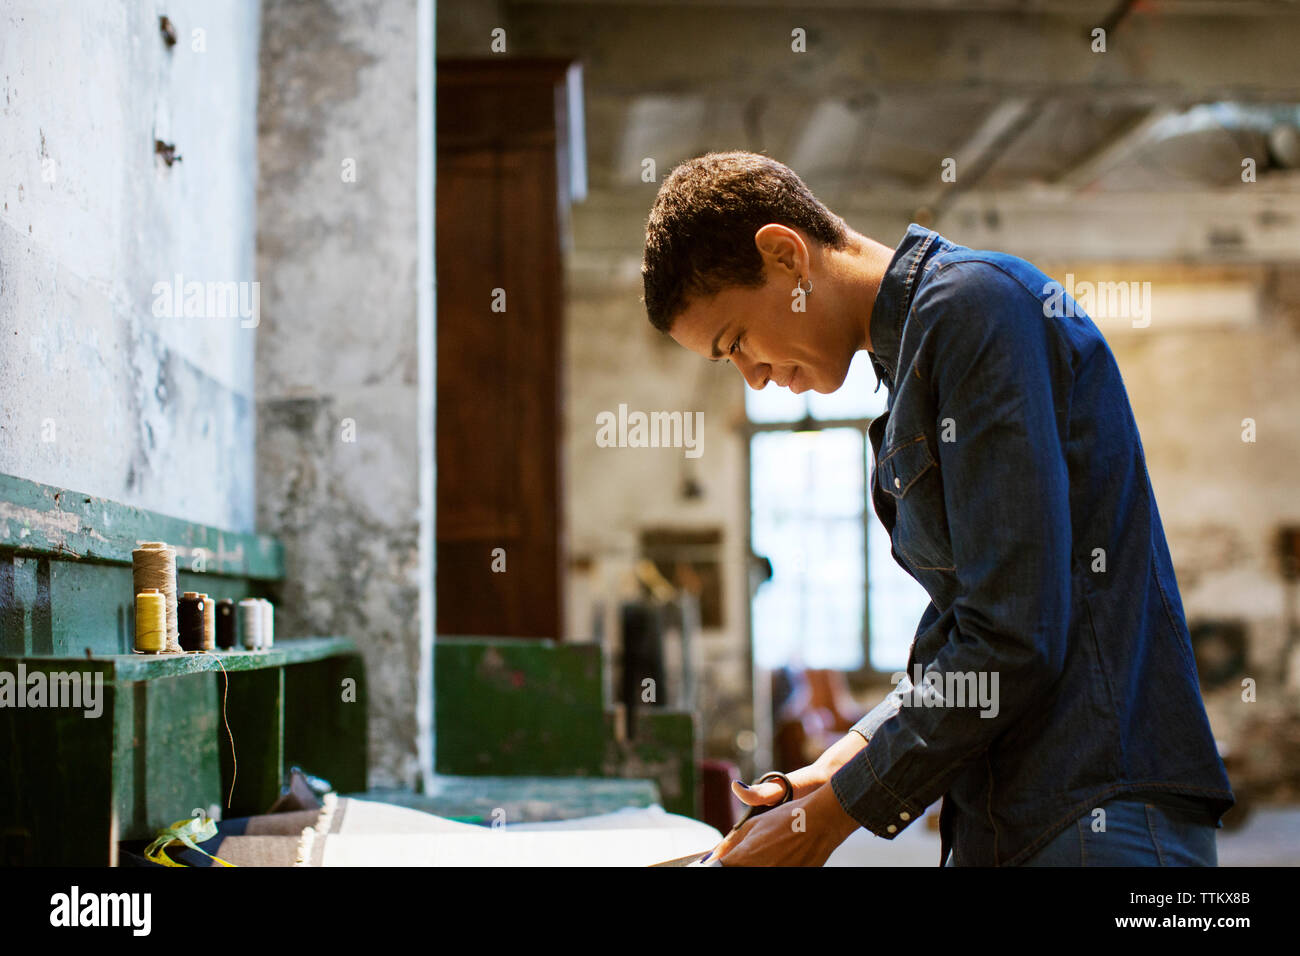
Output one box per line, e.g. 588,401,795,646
849,672,916,743
832,261,1074,838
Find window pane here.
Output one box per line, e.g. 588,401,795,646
750,428,864,670
808,351,887,420
743,351,885,423
744,377,808,424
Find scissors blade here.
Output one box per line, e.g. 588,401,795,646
649,849,715,867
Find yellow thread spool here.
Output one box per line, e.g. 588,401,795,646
133,541,180,652
201,594,216,650
135,588,167,653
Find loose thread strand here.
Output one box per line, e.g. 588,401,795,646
208,653,237,809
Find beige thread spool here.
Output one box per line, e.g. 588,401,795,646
201,594,216,650
239,598,263,650
132,542,180,652
134,588,166,653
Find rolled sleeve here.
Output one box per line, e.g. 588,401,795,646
848,673,915,743
833,262,1074,839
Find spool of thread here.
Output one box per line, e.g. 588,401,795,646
239,598,263,650
260,598,274,649
201,594,216,650
179,591,206,652
216,599,236,649
132,542,180,652
134,588,167,653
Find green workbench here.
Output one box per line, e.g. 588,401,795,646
0,474,366,865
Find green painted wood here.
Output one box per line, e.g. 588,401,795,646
5,643,363,857
0,662,116,864
0,473,283,578
219,668,284,817
0,475,368,864
604,710,699,819
284,654,368,795
114,672,223,842
2,637,358,684
435,638,605,777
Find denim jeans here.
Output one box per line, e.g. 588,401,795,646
943,798,1218,866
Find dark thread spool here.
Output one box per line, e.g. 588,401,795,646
178,592,205,652
216,599,236,649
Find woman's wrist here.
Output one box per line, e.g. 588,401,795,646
812,777,862,846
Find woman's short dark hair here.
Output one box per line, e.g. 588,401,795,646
641,151,850,333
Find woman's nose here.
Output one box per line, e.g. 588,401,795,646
734,354,770,390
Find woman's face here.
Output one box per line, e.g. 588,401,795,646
668,272,856,395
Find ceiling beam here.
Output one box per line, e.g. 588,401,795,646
1052,107,1174,190
497,6,1300,102
569,183,1300,263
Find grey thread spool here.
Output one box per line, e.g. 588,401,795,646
239,598,263,650
132,542,180,652
178,591,206,652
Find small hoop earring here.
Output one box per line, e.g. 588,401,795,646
795,277,813,296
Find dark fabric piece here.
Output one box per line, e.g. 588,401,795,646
267,768,322,814
119,805,320,867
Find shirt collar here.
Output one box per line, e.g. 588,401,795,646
867,223,941,392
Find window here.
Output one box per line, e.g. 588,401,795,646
747,353,930,673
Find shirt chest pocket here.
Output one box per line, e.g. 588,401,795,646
878,435,955,572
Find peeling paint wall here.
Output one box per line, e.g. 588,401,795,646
0,1,260,531
256,0,430,790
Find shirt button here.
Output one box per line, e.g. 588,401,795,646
886,824,897,833
900,812,910,821
893,477,901,489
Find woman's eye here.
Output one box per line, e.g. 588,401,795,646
729,337,741,357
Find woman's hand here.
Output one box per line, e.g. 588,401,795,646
704,730,869,866
729,730,869,809
710,780,861,866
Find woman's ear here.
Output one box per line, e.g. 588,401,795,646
754,223,808,284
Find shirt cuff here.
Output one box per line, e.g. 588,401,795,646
831,746,922,839
834,676,923,839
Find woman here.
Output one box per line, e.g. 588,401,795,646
641,151,1234,866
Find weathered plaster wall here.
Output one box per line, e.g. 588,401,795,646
256,0,432,790
0,1,260,531
1103,267,1300,741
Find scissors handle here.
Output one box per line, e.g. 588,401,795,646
729,770,794,834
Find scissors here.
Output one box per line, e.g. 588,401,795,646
649,771,795,866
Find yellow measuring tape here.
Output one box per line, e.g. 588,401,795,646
144,815,237,868
143,652,241,867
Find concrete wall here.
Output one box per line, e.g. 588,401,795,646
256,0,434,790
0,1,260,531
1098,265,1300,739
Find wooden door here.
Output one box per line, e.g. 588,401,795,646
435,59,573,638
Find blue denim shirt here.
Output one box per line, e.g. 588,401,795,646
830,224,1234,866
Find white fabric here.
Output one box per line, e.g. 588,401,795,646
314,800,720,867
